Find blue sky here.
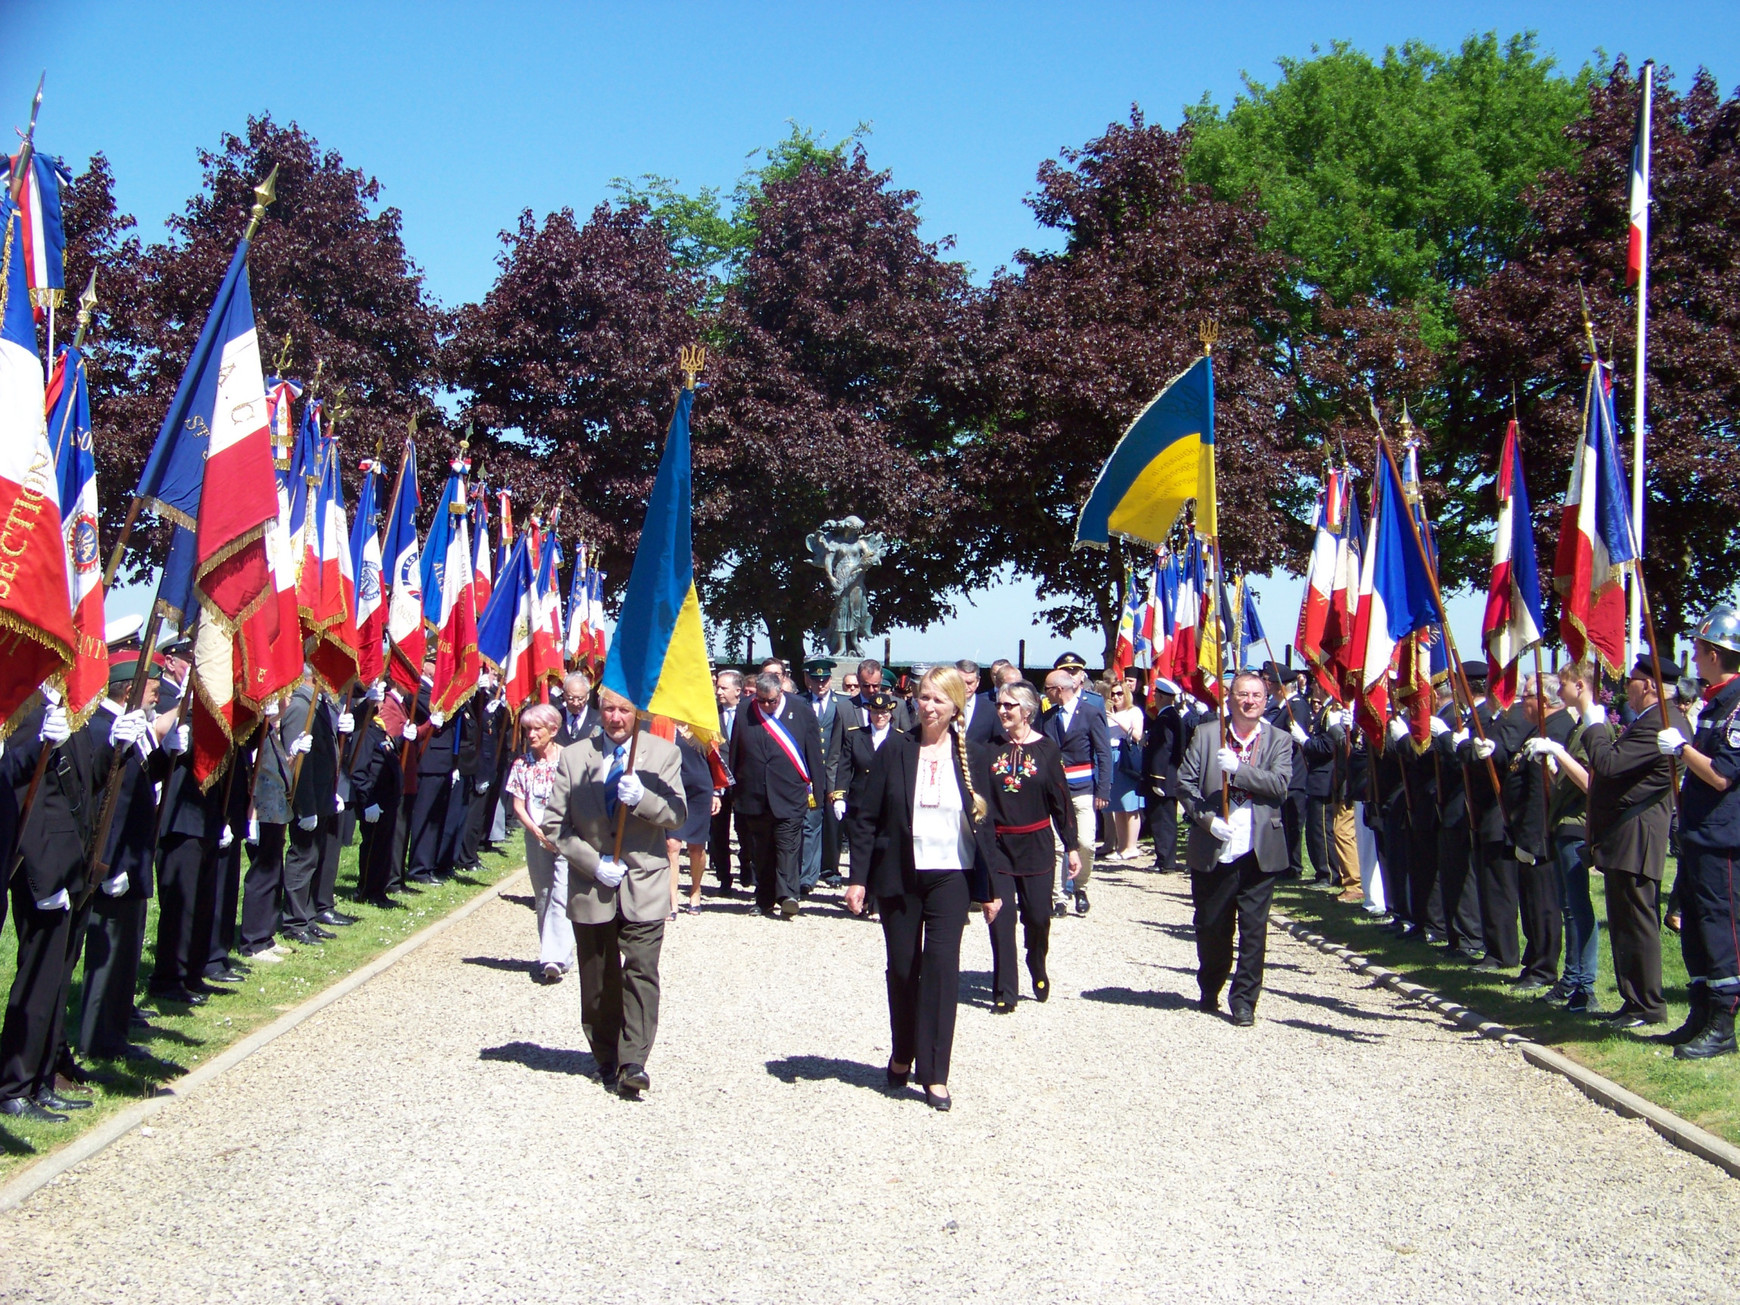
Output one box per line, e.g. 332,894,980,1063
6,2,1730,664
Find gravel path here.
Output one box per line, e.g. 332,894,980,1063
3,854,1737,1303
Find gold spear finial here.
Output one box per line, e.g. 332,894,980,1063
408,412,419,440
243,164,279,243
679,344,706,391
1398,400,1419,450
272,332,294,376
70,267,98,348
1576,281,1600,360
1198,320,1220,354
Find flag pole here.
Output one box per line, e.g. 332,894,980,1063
1629,60,1654,676
1368,407,1506,820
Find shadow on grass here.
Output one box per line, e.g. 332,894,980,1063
480,1041,599,1077
1079,986,1199,1013
764,1055,887,1092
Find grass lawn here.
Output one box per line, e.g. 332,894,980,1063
0,839,524,1182
1274,863,1740,1147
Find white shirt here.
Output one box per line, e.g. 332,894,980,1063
870,724,890,749
1217,723,1262,865
1058,696,1078,732
911,751,972,870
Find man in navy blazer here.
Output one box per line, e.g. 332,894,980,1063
1043,655,1111,917
729,670,826,919
958,659,1004,746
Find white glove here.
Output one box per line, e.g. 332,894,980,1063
1209,815,1234,842
334,793,345,813
450,768,460,784
1584,703,1608,727
1658,727,1687,757
263,699,280,718
430,711,445,728
1472,737,1497,760
1521,737,1560,761
1288,720,1308,745
617,770,646,807
1452,729,1470,747
478,673,495,691
593,856,627,889
485,697,502,714
476,778,490,793
1429,716,1449,737
1387,718,1409,743
247,816,261,845
109,710,148,747
217,825,234,849
832,798,846,821
337,711,356,735
366,683,384,703
1216,746,1240,776
363,804,382,823
289,732,314,756
165,722,191,753
1517,849,1537,865
403,721,420,741
38,705,71,744
297,814,320,831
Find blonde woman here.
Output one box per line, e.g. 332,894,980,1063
504,703,576,982
845,666,1003,1111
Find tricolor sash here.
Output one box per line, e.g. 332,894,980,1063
754,702,811,785
1063,762,1094,788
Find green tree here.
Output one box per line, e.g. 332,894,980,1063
1185,31,1590,350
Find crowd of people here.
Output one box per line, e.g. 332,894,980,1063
5,605,1736,1128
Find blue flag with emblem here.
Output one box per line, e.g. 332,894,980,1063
1076,354,1216,549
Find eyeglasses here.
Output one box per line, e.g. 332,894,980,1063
996,701,1020,712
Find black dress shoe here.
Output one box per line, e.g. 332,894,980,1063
129,1008,152,1028
0,1096,65,1123
1472,957,1506,972
151,985,208,1006
618,1063,650,1096
305,923,337,940
407,871,440,886
1074,889,1090,915
359,894,400,910
278,927,318,945
1032,975,1050,1003
35,1089,90,1112
924,1087,952,1112
1230,1005,1256,1027
597,1064,619,1088
1421,930,1447,945
886,1062,910,1089
316,910,358,927
1051,899,1068,918
203,968,246,985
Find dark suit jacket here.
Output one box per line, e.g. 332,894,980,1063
1265,696,1312,795
9,706,113,901
846,731,998,901
94,705,172,899
1041,696,1112,802
1456,699,1514,846
842,723,894,814
283,684,340,820
729,693,825,819
557,703,601,748
1141,705,1186,798
962,692,1004,746
808,689,846,791
1585,701,1688,879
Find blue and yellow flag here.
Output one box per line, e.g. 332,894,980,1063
1075,354,1216,548
601,385,717,743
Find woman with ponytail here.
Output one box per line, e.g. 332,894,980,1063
846,666,1004,1110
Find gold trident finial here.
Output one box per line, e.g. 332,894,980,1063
272,332,294,376
1198,320,1220,355
70,268,98,348
680,345,706,391
244,164,279,243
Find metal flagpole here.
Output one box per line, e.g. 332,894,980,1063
1630,60,1654,671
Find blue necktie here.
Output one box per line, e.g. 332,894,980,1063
604,744,626,818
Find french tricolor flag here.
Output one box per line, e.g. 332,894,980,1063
420,456,479,715
1553,360,1636,676
1627,62,1654,289
350,459,385,686
470,482,493,619
532,521,564,689
476,532,537,708
1297,468,1346,700
1349,445,1439,746
381,438,424,691
0,198,75,736
1481,421,1545,707
0,150,70,316
304,440,360,696
45,345,107,727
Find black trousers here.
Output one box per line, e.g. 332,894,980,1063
879,871,969,1085
573,914,666,1070
357,815,398,899
457,778,496,868
709,791,737,888
1517,852,1562,986
740,812,802,910
0,881,72,1099
1438,821,1482,952
78,895,145,1057
1382,803,1412,924
283,816,329,930
240,823,287,950
1146,796,1180,872
312,817,342,915
438,783,472,874
1408,820,1445,935
206,839,244,975
1282,790,1306,876
987,869,1052,1004
1602,867,1665,1021
1680,847,1740,1014
406,777,451,879
1476,842,1521,969
1305,798,1335,881
1191,853,1280,1013
392,791,416,889
151,834,215,992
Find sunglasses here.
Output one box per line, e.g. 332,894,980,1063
996,701,1021,711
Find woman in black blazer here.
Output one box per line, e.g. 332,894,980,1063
846,667,1003,1110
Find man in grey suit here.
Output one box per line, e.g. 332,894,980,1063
1179,669,1294,1026
541,686,687,1098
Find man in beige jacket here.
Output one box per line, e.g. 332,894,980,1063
541,687,687,1098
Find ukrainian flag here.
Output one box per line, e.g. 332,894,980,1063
1075,354,1216,549
600,385,718,743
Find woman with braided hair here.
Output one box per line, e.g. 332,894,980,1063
846,666,1004,1110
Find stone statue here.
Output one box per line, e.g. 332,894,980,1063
806,515,887,657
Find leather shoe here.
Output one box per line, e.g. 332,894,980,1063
52,1073,91,1096
151,985,208,1006
279,927,320,946
1074,889,1090,915
1051,899,1068,918
618,1063,650,1097
204,968,246,985
597,1064,619,1088
778,897,801,919
1472,957,1506,972
35,1089,90,1112
1230,1005,1255,1027
0,1096,65,1123
407,871,440,886
924,1087,952,1112
316,910,358,927
305,923,337,940
1032,975,1050,1003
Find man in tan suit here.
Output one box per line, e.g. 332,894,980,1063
541,687,687,1098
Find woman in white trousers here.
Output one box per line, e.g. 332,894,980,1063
505,703,578,982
